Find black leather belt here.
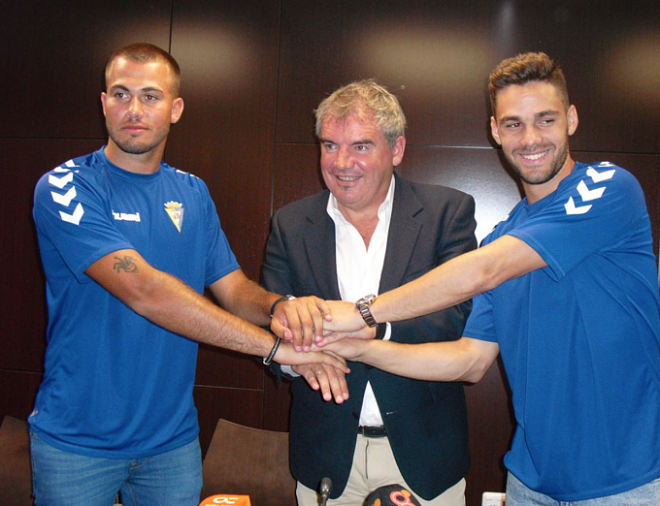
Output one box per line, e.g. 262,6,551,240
358,425,387,438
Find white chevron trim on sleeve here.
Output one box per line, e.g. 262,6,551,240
563,165,617,215
50,187,77,207
48,172,74,189
59,203,85,225
576,180,606,202
586,167,615,183
565,196,592,215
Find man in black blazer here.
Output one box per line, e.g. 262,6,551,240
262,80,477,506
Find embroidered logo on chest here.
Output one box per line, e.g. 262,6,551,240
164,201,184,232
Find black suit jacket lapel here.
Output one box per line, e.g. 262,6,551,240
379,176,424,294
302,196,343,300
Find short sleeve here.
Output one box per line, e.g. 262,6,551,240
508,163,647,281
33,164,133,283
462,290,497,342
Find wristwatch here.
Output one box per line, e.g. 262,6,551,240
355,294,378,328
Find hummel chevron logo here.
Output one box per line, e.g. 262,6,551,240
564,165,616,215
59,203,84,225
576,180,605,201
48,172,74,189
586,167,615,183
48,167,85,226
51,187,77,207
565,197,591,215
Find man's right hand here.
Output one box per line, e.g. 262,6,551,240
292,363,350,404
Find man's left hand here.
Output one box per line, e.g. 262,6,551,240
292,363,350,404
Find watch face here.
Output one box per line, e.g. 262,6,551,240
357,294,376,306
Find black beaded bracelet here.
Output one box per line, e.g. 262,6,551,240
269,294,295,318
263,337,282,365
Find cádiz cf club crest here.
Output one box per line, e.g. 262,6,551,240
164,201,184,233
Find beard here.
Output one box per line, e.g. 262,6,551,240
506,139,570,186
106,121,170,155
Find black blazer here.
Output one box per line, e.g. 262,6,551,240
262,174,477,500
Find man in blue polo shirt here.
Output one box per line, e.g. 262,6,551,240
316,52,660,505
31,43,345,506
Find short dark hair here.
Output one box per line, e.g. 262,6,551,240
489,52,569,115
105,43,181,96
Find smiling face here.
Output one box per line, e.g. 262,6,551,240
101,57,184,170
490,80,578,202
319,112,405,217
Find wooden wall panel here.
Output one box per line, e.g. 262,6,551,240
464,360,514,505
196,345,264,390
167,0,280,280
0,0,173,140
0,371,43,422
276,0,500,148
272,144,325,212
193,386,264,458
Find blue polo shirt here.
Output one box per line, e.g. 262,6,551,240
31,147,239,458
465,161,660,500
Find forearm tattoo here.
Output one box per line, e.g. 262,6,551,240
113,256,138,273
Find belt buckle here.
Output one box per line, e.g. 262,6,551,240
358,425,387,438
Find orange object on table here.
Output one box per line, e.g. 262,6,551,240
198,494,251,506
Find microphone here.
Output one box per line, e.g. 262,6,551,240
320,477,333,506
366,484,422,506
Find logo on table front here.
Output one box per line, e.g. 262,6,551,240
164,201,185,232
198,495,251,506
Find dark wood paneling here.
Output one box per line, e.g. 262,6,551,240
196,345,265,390
277,0,500,148
277,1,660,156
0,371,43,422
167,0,280,280
272,144,326,212
464,359,514,505
0,0,173,140
193,385,264,457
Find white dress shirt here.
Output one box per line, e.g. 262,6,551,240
326,176,395,427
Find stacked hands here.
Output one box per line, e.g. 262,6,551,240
269,297,376,404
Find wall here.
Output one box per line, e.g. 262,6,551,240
1,1,659,504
